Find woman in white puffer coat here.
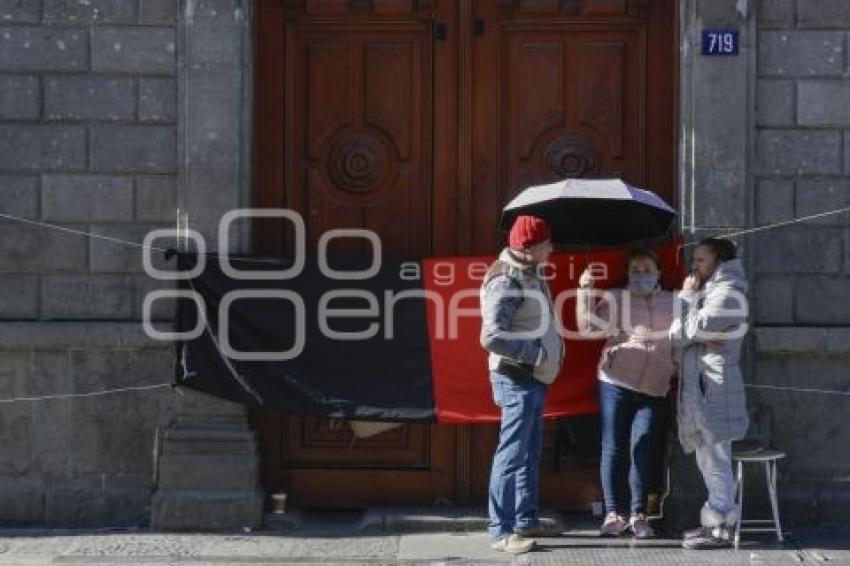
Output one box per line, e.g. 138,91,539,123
670,237,750,550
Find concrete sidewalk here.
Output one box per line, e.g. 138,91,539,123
0,510,847,565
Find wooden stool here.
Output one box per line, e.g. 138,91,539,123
732,448,786,549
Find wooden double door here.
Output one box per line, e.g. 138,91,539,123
254,0,677,509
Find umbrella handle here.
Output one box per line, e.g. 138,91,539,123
583,243,591,276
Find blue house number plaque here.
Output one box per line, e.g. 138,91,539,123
702,29,739,56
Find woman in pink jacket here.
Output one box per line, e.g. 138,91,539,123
576,248,677,539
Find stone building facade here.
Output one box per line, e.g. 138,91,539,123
0,0,847,528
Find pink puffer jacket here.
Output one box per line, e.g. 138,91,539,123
596,289,677,397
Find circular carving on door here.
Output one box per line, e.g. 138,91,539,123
544,134,600,178
327,133,389,194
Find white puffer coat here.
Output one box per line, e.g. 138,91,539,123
670,258,750,453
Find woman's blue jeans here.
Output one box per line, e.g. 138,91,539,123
598,380,667,516
487,371,547,539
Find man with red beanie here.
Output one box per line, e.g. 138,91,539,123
479,214,565,554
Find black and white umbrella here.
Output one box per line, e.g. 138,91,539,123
500,178,677,247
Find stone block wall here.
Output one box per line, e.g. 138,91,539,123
0,0,178,322
0,1,180,526
746,0,850,524
0,324,176,526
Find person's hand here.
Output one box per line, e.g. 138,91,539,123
682,272,701,292
579,267,597,289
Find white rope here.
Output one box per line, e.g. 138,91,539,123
681,206,850,248
746,384,850,397
0,210,288,264
0,383,173,404
0,212,171,253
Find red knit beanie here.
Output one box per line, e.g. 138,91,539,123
508,215,551,249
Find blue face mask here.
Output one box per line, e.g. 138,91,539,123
629,272,658,296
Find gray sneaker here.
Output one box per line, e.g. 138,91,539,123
629,513,655,539
683,526,708,539
682,526,732,549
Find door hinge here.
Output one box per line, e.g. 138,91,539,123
433,21,447,41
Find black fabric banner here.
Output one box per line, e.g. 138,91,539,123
175,252,436,421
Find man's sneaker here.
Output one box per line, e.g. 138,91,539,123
629,513,655,539
681,526,732,549
683,525,708,539
599,512,628,537
491,533,536,555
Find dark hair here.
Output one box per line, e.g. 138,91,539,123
697,237,737,262
626,247,660,269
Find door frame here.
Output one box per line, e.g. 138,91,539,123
250,0,681,507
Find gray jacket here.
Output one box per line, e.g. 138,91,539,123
670,258,750,453
479,248,564,385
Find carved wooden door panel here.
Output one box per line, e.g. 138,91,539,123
467,0,677,510
468,0,676,253
254,0,460,509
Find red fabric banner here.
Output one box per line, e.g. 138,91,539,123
424,238,685,423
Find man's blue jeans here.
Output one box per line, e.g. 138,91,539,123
488,371,547,539
598,380,667,516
